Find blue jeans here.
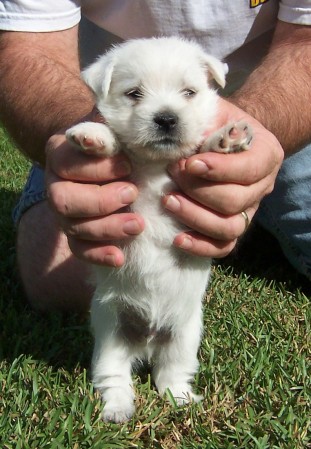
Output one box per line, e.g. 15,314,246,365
12,163,46,225
255,143,311,280
13,143,311,281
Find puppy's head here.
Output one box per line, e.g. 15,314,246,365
83,37,227,161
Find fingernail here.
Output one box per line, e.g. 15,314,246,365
187,160,209,175
103,254,117,266
119,186,137,204
123,219,142,235
115,160,132,177
178,236,193,250
163,195,181,212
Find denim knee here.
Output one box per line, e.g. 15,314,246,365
12,164,46,226
255,143,311,280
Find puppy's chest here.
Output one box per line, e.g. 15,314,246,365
118,165,184,269
128,165,182,243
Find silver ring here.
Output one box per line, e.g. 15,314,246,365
241,211,250,234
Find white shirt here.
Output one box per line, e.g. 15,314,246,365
0,1,310,86
1,2,311,40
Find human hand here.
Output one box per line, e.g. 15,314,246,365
162,98,284,258
45,125,145,267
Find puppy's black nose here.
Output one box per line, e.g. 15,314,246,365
154,112,178,133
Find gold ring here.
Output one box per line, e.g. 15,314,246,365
241,211,250,234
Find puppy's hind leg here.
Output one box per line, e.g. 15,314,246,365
91,302,136,423
153,305,203,405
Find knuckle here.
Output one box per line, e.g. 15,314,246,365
272,137,285,164
47,184,70,215
223,218,241,240
97,203,109,216
219,193,243,215
97,187,116,216
276,147,284,165
264,181,275,196
186,212,201,231
66,236,81,257
262,171,278,197
45,135,56,156
45,135,63,164
96,218,113,238
64,222,79,237
245,163,261,183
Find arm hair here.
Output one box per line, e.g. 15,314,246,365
0,26,94,165
231,21,311,155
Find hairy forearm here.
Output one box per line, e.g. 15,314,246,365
0,28,94,165
230,21,311,155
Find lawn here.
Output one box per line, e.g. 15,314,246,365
0,125,310,448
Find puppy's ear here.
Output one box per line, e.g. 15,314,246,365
82,53,115,98
203,55,228,89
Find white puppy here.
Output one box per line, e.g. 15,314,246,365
66,37,252,423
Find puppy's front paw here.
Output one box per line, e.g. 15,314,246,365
102,401,135,423
201,120,253,154
66,122,118,157
99,384,135,423
163,384,203,406
101,390,135,423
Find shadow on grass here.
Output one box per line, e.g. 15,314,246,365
0,187,93,371
218,222,311,296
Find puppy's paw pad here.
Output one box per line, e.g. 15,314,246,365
69,134,102,151
202,120,253,154
66,122,117,156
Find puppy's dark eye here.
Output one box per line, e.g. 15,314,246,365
182,89,197,98
125,89,144,100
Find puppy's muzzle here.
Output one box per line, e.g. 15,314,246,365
153,112,179,134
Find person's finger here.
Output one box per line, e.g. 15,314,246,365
164,170,271,215
47,175,139,218
67,238,126,267
163,192,258,239
46,135,131,182
173,231,238,258
168,129,283,185
61,213,145,240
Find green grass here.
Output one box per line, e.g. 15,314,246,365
0,125,310,448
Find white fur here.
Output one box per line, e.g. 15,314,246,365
67,37,229,423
